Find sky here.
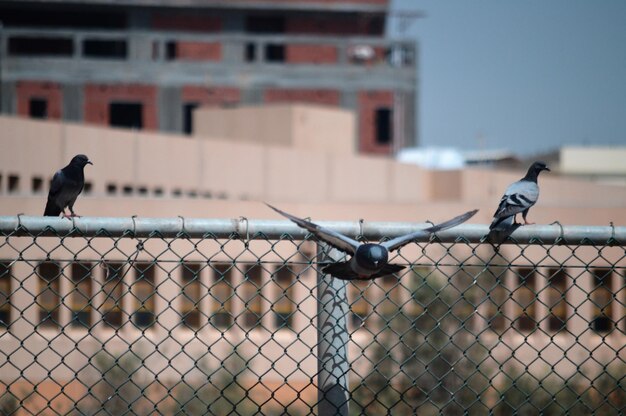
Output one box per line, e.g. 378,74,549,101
389,0,626,156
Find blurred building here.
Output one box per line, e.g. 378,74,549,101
0,0,417,155
1,108,626,412
559,146,626,185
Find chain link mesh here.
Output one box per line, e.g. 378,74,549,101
0,219,624,415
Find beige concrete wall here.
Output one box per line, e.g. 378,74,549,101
3,115,626,227
0,115,428,211
290,105,356,154
193,104,355,155
194,105,293,147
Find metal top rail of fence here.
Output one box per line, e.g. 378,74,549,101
1,215,625,244
0,215,625,415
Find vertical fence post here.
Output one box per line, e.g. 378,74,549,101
317,243,349,415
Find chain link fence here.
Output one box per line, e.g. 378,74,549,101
0,216,624,415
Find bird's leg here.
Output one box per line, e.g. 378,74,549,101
522,209,534,225
512,214,520,226
67,206,80,218
61,208,72,219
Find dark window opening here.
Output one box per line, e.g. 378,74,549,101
265,44,285,62
103,262,124,328
109,102,143,129
375,108,393,145
172,189,182,198
133,263,155,328
242,264,262,328
187,190,198,198
245,16,285,34
548,268,568,332
593,315,612,332
8,175,19,193
83,182,92,195
32,176,44,193
367,16,385,35
29,98,48,119
70,263,93,328
211,263,233,329
137,187,148,196
153,188,164,197
245,43,256,62
83,39,127,59
592,268,613,333
246,15,284,62
0,8,126,29
183,102,199,135
166,41,177,60
106,183,117,195
274,266,295,330
549,316,566,332
37,262,61,328
515,268,536,332
0,262,11,327
8,37,73,56
122,185,133,196
181,263,202,329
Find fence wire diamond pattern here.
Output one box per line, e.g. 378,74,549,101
0,216,624,415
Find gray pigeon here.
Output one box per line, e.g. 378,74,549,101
489,161,550,230
44,154,93,217
266,203,478,281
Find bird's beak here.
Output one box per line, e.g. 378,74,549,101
543,167,550,172
87,160,93,165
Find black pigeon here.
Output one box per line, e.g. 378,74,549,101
266,203,478,281
44,154,93,217
489,161,550,230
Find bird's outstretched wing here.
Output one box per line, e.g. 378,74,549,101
381,209,478,252
266,203,360,255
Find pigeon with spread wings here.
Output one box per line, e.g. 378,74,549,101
266,203,478,281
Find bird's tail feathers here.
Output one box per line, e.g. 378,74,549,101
43,200,62,217
424,209,479,234
489,215,514,231
486,220,521,244
321,262,360,280
322,262,406,281
369,264,406,279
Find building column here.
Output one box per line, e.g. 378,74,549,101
154,262,180,340
158,86,182,133
62,84,83,122
0,81,16,114
10,260,38,339
615,271,625,334
259,266,272,331
58,261,72,329
91,260,107,336
567,267,594,366
537,267,550,335
230,264,246,334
